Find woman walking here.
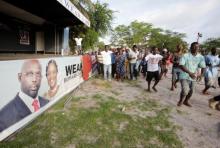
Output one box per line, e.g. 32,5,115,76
170,44,185,91
116,49,126,81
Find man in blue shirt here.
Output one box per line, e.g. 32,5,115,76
178,42,206,107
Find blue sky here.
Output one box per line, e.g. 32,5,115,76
92,0,220,45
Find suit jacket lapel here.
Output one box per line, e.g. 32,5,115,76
15,95,32,117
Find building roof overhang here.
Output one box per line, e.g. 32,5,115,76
0,0,90,27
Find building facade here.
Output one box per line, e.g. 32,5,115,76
0,0,90,54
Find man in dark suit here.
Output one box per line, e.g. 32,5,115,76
0,59,49,132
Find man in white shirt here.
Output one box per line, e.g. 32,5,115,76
129,45,139,80
145,47,163,92
101,45,113,81
0,59,48,132
74,38,83,55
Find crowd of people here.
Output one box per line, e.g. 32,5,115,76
89,42,220,110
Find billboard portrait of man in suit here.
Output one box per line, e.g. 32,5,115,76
0,59,49,132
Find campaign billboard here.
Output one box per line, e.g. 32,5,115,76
0,56,83,141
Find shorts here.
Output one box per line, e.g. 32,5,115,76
146,71,160,81
180,79,195,97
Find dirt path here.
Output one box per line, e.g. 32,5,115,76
138,72,220,148
75,71,220,148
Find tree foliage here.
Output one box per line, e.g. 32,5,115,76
70,1,114,51
111,20,187,52
90,2,114,36
201,37,220,50
78,0,95,11
95,41,105,49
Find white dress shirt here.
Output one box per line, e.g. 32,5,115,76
19,91,40,113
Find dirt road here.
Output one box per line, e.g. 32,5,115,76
139,72,220,148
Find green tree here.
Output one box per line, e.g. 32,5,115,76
70,1,114,52
111,21,187,52
111,21,153,47
90,2,114,36
111,25,131,46
201,37,220,50
130,21,152,45
78,0,95,11
95,41,105,49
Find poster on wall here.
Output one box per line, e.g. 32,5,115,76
0,56,83,141
19,30,30,45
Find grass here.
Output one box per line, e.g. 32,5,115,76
0,91,182,148
92,94,103,100
124,79,139,86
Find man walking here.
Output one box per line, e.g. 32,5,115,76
178,42,206,107
101,45,113,81
129,45,139,80
145,47,163,92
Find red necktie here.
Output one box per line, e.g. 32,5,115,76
32,99,39,112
